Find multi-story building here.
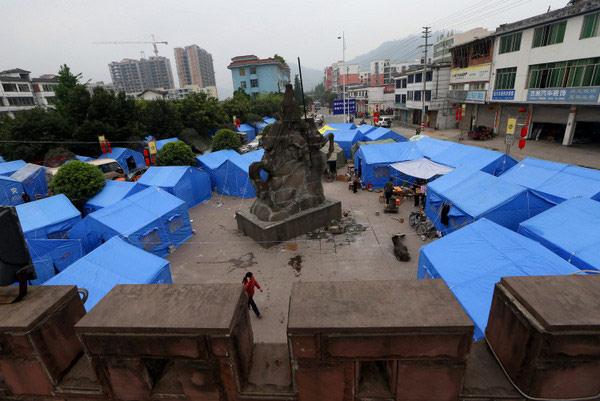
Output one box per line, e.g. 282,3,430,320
324,66,334,91
394,63,453,129
108,56,175,94
347,86,369,115
448,33,496,131
489,0,600,145
227,55,290,95
174,45,216,89
369,60,411,86
167,85,218,100
330,61,360,93
432,28,492,63
0,69,57,118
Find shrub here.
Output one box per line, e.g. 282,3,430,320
156,141,196,166
50,160,105,205
211,129,242,151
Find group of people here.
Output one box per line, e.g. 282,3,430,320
383,178,427,207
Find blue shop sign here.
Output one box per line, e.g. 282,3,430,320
466,90,486,103
492,89,515,101
333,98,357,114
527,87,600,104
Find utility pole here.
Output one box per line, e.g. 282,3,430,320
339,32,347,123
419,27,432,132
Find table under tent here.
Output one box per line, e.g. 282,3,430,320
518,197,600,272
137,166,212,208
418,218,580,340
44,237,172,311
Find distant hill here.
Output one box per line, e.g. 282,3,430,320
347,33,438,68
290,64,322,92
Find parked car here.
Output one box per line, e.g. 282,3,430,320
87,159,126,180
377,116,393,128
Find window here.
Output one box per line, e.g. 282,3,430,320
532,21,567,47
415,73,422,83
395,79,402,88
2,83,18,92
250,66,257,74
395,94,402,103
401,79,407,88
495,67,517,90
407,91,413,101
47,230,68,240
17,84,30,92
45,96,56,105
141,229,161,251
527,57,600,88
499,32,522,53
581,12,600,39
250,79,259,88
239,67,245,76
407,74,414,84
42,84,56,92
7,97,35,106
401,94,406,103
168,215,184,233
425,90,432,101
426,71,433,81
240,81,247,89
414,91,422,101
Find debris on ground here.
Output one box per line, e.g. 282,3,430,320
305,213,368,242
288,255,303,276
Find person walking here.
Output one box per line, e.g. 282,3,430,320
384,179,394,205
243,272,262,319
352,175,360,193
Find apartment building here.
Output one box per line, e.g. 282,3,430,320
109,56,175,94
0,69,57,118
228,55,290,95
174,45,216,89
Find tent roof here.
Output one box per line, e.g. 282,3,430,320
431,142,507,171
332,129,361,142
137,166,190,188
365,127,393,141
98,147,132,159
390,158,454,180
156,137,179,150
519,198,600,271
233,149,264,170
420,218,579,339
263,116,276,124
413,137,455,159
196,149,240,170
85,180,140,209
10,163,45,181
500,157,600,202
356,124,376,134
0,160,26,175
237,123,255,133
328,123,356,130
359,142,423,165
16,194,80,234
88,187,185,235
75,155,94,162
429,170,525,218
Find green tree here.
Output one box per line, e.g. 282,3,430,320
250,92,282,117
50,160,105,206
273,54,286,64
54,64,90,126
156,141,196,166
177,92,228,137
222,89,251,122
139,99,182,138
44,147,75,167
211,129,242,151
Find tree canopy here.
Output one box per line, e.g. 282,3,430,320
157,141,196,166
49,160,105,206
211,129,242,151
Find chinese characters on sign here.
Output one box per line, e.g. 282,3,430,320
333,98,357,115
492,90,515,101
465,90,486,103
527,87,600,104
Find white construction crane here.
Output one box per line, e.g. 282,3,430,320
93,35,168,57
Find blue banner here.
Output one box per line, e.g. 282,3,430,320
333,98,356,115
465,90,486,103
527,87,600,104
492,89,515,101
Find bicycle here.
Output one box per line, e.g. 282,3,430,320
416,220,438,240
409,210,427,227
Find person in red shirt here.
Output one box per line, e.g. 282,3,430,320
242,272,263,318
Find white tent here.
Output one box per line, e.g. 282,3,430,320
390,158,453,180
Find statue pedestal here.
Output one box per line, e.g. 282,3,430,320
236,199,342,248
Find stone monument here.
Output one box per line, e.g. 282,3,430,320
235,84,341,246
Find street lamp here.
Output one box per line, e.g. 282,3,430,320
337,32,347,123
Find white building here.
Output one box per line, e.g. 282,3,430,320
166,85,218,100
433,28,492,63
489,0,600,145
0,69,57,118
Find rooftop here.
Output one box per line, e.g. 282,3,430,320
228,55,290,70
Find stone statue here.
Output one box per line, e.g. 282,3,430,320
248,84,334,222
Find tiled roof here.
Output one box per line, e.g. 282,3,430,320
228,57,289,70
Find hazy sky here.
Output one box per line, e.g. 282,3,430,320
2,0,567,98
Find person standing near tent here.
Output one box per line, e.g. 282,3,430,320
352,174,360,193
384,179,394,204
243,272,263,319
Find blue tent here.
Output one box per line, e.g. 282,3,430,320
84,180,143,215
81,187,192,257
0,160,26,176
364,127,406,142
263,116,277,125
518,198,600,271
25,238,84,284
75,155,94,162
0,156,4,163
328,123,356,130
237,123,257,142
156,137,179,150
137,166,211,208
413,137,455,159
425,169,550,234
11,163,47,200
354,142,423,188
332,130,364,158
44,237,171,311
0,176,25,206
430,142,516,177
197,149,240,187
499,157,600,204
356,124,376,135
254,121,268,133
418,218,580,340
98,148,146,175
212,149,264,198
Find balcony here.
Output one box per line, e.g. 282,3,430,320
448,89,486,104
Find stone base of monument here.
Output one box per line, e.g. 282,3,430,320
236,199,342,247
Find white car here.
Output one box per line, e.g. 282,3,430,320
377,116,393,128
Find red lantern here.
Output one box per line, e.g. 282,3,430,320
518,138,526,149
520,126,528,138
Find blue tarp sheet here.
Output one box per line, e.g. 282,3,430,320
418,218,580,340
0,160,26,176
263,116,277,125
425,170,550,234
84,180,143,215
44,237,171,311
354,142,424,188
364,127,406,142
413,137,455,159
197,150,239,173
328,123,356,130
11,163,47,200
80,187,192,257
237,124,257,142
332,130,364,158
500,157,600,204
0,176,25,206
75,155,94,162
356,124,376,134
212,149,264,198
98,147,146,175
137,166,211,208
0,156,4,163
156,137,179,150
430,143,516,176
518,198,600,271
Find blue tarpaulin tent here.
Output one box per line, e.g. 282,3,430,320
263,116,277,125
429,142,516,176
413,137,456,159
196,149,240,187
84,180,143,215
0,176,25,205
499,157,600,204
332,130,364,158
237,123,257,142
0,160,26,176
518,198,600,271
418,218,580,340
11,163,47,200
364,127,406,142
156,137,179,150
212,149,264,198
425,169,550,234
254,121,268,133
0,156,4,163
356,124,376,135
354,142,424,188
81,187,192,257
137,166,211,208
75,155,94,162
328,123,356,130
98,148,146,175
45,237,171,311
